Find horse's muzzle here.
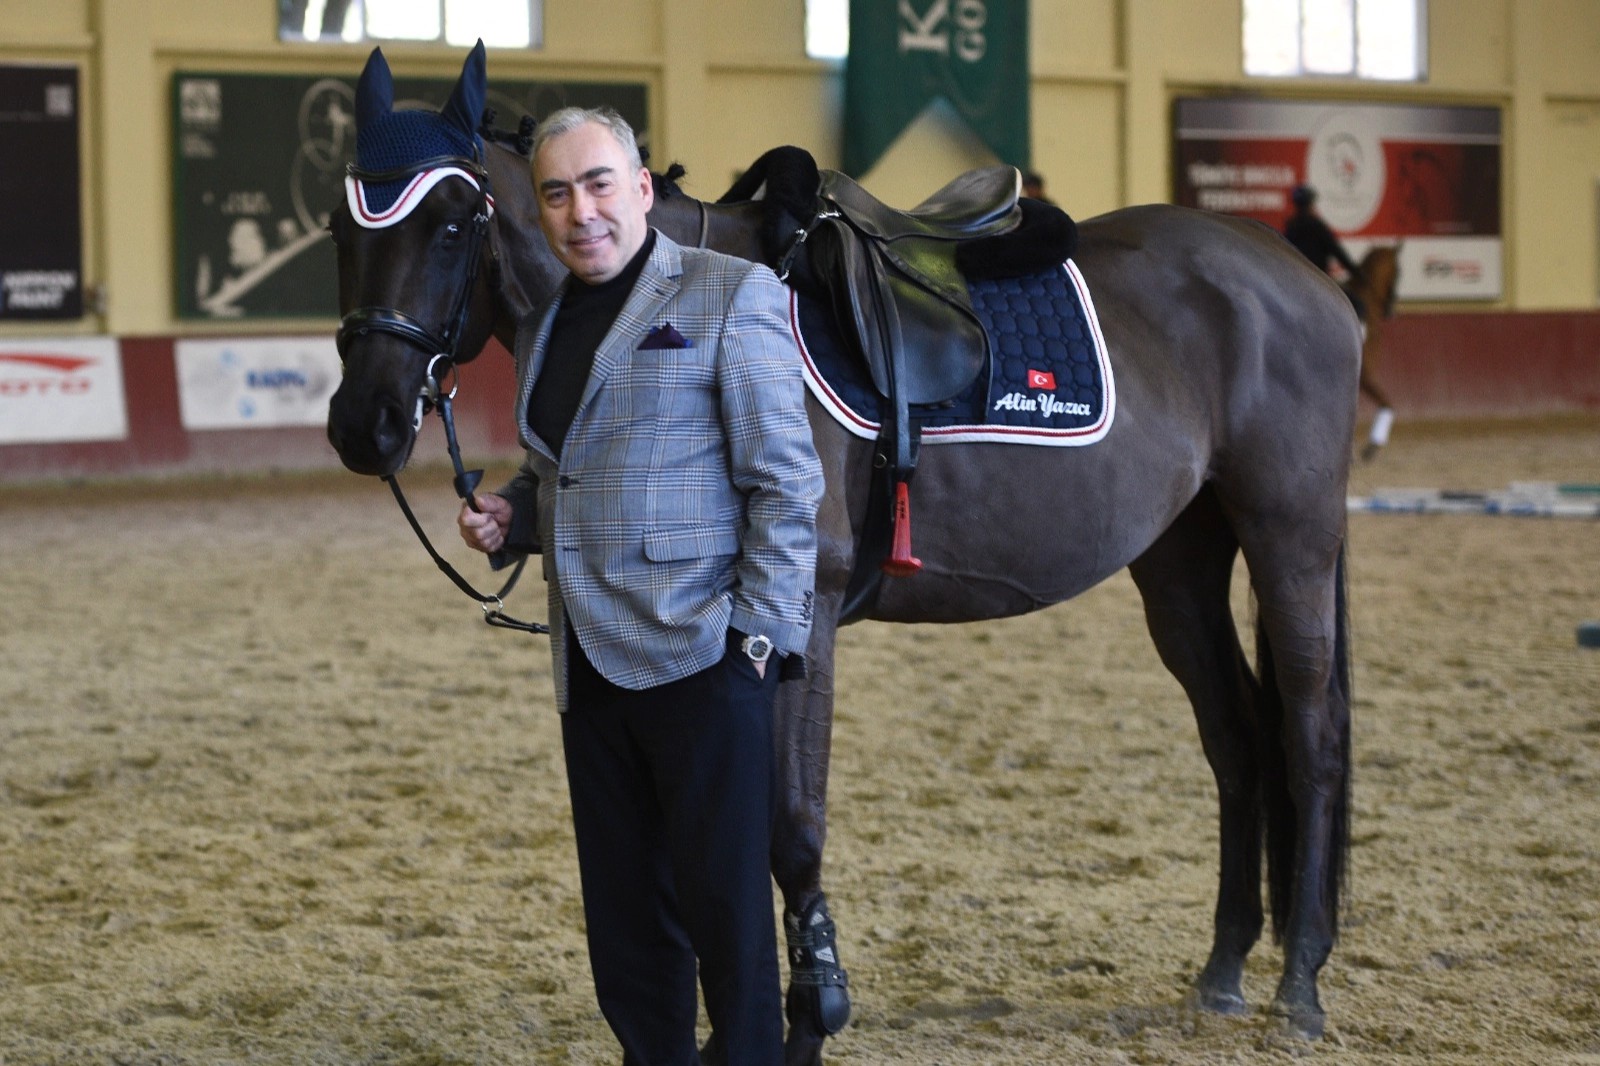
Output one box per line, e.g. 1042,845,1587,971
326,384,414,477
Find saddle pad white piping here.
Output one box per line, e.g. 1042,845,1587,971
792,259,1116,448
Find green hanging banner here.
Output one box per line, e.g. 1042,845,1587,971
843,0,1029,177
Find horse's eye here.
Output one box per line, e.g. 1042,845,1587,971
444,222,463,240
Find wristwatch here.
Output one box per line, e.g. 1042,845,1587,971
740,633,774,665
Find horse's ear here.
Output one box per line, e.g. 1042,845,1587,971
355,47,394,132
441,40,487,138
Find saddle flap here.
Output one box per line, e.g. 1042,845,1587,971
811,220,987,406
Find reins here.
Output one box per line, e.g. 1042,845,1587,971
382,388,546,635
338,148,548,636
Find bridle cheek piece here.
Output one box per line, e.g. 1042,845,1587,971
337,152,547,635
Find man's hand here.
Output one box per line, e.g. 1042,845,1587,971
458,493,513,554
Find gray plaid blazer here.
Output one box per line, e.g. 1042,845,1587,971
497,231,824,707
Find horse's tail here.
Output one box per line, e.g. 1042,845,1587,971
1256,544,1353,943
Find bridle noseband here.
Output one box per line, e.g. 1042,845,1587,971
338,150,547,635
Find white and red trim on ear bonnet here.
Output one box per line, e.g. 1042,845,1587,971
344,167,496,229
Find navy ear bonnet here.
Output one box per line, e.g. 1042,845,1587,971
346,42,495,227
358,109,480,185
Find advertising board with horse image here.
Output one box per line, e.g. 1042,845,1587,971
324,43,1362,1061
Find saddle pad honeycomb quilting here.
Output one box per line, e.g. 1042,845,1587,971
792,260,1114,446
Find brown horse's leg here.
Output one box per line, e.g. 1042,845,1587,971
771,604,849,1066
1359,336,1395,460
1128,487,1264,1018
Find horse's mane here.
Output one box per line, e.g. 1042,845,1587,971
478,110,535,157
650,161,688,199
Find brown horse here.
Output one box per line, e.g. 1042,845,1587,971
1345,245,1401,459
324,47,1360,1063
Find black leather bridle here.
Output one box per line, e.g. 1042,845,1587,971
336,153,497,413
337,152,547,635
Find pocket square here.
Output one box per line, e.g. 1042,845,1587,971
639,323,693,350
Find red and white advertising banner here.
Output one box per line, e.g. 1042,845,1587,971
1173,97,1502,301
0,337,127,444
175,336,341,430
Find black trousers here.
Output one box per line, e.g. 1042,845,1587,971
562,631,783,1066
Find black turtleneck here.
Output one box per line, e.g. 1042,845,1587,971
527,229,657,457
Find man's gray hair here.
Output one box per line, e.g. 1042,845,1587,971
530,106,644,171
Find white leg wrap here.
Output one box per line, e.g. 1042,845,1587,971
1370,407,1394,447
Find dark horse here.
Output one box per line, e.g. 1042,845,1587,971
325,46,1359,1061
1345,245,1402,459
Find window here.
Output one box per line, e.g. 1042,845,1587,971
806,0,848,60
1244,0,1425,81
279,0,539,49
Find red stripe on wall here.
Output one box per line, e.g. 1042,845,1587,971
0,323,1594,484
1374,312,1600,417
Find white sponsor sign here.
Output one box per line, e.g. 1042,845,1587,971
1345,237,1504,302
0,337,127,444
176,336,341,430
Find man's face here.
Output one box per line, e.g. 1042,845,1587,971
533,121,654,284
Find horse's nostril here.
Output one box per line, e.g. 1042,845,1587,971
372,399,412,457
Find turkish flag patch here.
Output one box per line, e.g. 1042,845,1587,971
1027,368,1057,390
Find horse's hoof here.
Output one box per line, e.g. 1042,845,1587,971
1269,999,1327,1040
783,1034,826,1066
1187,984,1249,1017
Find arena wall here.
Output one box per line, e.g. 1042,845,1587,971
1,0,1597,483
1,317,1594,485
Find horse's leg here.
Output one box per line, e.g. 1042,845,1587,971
1358,337,1395,460
1127,487,1263,1016
774,603,849,1066
1232,517,1352,1039
697,605,847,1066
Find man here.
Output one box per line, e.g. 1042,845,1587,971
1284,184,1363,284
457,107,824,1065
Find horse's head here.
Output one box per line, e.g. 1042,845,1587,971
326,42,509,476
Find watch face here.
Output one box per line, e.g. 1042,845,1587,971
744,635,772,662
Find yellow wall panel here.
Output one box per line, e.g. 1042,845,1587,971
544,0,660,59
1032,83,1122,220
0,0,89,41
8,0,1600,333
1540,0,1600,97
1517,100,1600,308
1428,0,1512,90
1147,0,1241,82
702,68,840,193
1031,0,1120,74
706,0,809,63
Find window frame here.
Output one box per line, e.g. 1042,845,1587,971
277,0,542,50
1243,0,1427,83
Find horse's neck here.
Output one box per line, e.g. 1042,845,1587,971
650,194,768,265
485,143,565,338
